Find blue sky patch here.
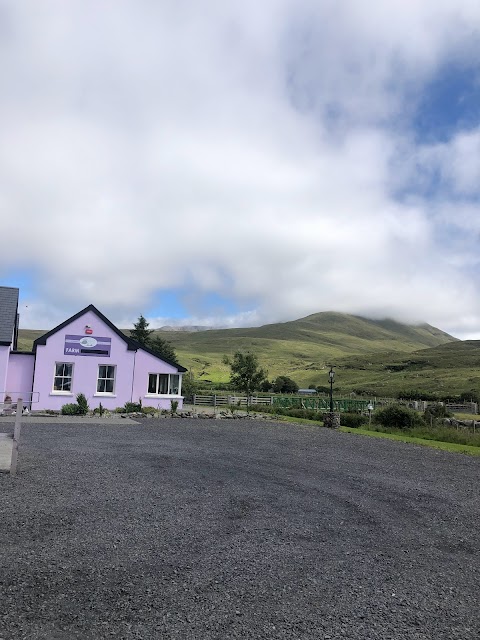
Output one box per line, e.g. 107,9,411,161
413,63,480,143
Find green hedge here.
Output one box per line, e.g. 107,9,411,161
340,413,368,428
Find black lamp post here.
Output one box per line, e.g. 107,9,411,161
328,366,335,413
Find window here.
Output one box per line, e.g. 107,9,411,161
53,363,73,392
148,373,181,395
97,365,116,394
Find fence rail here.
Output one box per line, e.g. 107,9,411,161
190,395,479,414
191,394,374,412
192,395,273,407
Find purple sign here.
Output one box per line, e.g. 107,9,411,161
64,335,111,357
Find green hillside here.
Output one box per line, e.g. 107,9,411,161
152,312,456,389
334,340,480,397
17,311,466,395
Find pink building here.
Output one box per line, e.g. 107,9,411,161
0,287,186,412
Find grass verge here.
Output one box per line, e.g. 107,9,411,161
271,414,324,427
340,426,480,456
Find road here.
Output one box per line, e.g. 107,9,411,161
0,418,479,639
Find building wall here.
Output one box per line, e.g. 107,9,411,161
132,348,183,410
0,345,10,397
6,353,35,405
33,310,136,411
31,309,184,412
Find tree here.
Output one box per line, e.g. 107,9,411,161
182,370,198,398
272,376,299,394
223,351,267,396
130,315,178,364
130,314,154,345
260,380,273,393
149,335,179,365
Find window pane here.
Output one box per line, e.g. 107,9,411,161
97,365,115,393
158,374,168,394
53,363,73,391
170,375,179,394
148,374,157,394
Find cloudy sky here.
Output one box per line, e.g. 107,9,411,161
1,1,480,338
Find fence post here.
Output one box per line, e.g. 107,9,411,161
10,398,23,477
193,394,196,406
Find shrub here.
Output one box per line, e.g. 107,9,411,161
61,403,80,415
76,393,89,416
170,400,179,414
93,403,110,416
374,404,424,430
340,413,368,428
142,406,156,415
424,403,452,424
124,402,142,413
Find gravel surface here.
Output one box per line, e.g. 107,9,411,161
0,419,479,639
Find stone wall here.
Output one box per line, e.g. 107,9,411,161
323,412,341,429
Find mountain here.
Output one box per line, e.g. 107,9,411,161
148,312,457,388
16,311,459,392
158,325,222,332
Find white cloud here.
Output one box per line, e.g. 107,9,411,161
2,1,480,338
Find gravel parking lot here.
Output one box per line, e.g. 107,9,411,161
0,418,479,639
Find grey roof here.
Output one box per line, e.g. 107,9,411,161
0,286,19,345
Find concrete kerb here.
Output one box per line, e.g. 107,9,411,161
0,415,142,425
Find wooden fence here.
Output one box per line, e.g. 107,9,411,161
190,395,478,414
192,395,273,407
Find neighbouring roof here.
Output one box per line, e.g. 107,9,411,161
0,286,19,346
33,303,187,372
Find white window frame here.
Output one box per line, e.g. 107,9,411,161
146,373,182,397
95,364,117,396
51,362,74,395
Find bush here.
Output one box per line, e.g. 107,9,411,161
61,403,80,415
124,402,142,413
424,403,452,424
142,406,156,415
76,393,89,416
93,403,110,416
374,404,424,430
340,413,368,428
170,400,179,414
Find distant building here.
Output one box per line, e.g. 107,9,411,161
298,389,317,395
0,287,187,412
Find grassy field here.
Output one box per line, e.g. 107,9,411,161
17,310,480,398
340,426,480,456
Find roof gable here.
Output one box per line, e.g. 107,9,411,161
0,286,19,346
33,304,187,372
